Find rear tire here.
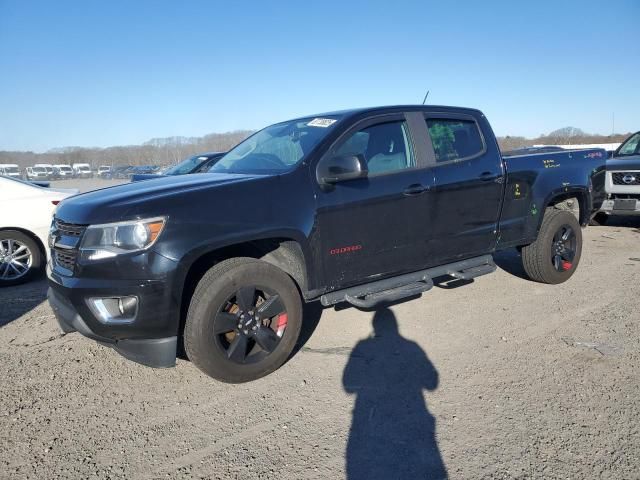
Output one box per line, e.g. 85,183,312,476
0,230,42,287
521,210,582,284
184,257,303,383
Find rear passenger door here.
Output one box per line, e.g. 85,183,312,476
423,113,504,265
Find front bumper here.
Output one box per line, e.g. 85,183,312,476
49,287,177,367
600,198,640,215
47,252,182,368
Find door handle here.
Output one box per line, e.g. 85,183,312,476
403,184,428,196
479,171,499,181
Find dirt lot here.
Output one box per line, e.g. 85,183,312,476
1,179,639,479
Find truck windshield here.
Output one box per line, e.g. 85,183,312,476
617,133,640,157
5,167,18,174
33,167,46,173
210,116,341,174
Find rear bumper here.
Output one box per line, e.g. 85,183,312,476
48,287,177,368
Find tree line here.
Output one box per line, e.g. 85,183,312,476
0,130,253,169
0,127,633,170
497,127,630,152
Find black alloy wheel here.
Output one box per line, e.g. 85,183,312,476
551,224,577,272
185,257,303,383
214,286,288,365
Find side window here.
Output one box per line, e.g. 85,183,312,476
619,133,640,155
426,118,484,163
335,121,415,175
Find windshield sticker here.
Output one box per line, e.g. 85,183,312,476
307,118,337,128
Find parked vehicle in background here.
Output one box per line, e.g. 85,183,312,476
0,176,78,286
53,164,75,179
25,166,50,180
131,165,159,175
35,164,55,179
110,165,133,179
48,105,606,383
130,152,225,182
0,164,21,178
72,163,93,178
97,166,111,178
595,131,640,224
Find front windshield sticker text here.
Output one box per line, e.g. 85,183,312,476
307,118,337,128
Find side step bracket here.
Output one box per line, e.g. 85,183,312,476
320,254,496,308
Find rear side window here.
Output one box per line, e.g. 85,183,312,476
426,118,484,163
334,121,415,175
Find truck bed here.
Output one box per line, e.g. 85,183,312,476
498,148,606,248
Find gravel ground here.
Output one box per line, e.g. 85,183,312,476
1,179,639,479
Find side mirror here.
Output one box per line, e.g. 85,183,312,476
317,154,368,185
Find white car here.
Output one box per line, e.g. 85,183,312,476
54,164,75,179
26,166,50,180
34,163,55,179
0,176,78,286
0,164,21,178
72,163,93,178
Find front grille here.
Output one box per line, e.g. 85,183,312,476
52,219,88,272
54,219,87,237
612,172,640,186
54,248,78,271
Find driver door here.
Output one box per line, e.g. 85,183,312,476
313,113,434,290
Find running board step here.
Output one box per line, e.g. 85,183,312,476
320,254,496,308
447,263,496,280
345,279,434,309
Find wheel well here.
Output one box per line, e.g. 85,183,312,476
546,194,585,224
0,227,47,260
178,238,308,335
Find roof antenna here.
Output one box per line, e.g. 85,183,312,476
422,90,430,105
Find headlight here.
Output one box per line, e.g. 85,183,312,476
80,217,166,261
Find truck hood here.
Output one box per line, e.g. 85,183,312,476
55,172,266,224
607,156,640,171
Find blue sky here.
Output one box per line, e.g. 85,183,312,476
0,0,638,152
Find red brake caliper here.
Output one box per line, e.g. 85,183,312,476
276,314,288,337
562,261,572,271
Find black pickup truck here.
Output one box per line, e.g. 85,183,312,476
47,105,606,382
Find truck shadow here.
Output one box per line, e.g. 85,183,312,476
493,248,529,280
342,308,447,479
0,276,49,327
602,215,640,229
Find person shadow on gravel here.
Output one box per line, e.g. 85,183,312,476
343,308,447,479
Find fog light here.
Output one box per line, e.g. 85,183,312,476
86,296,138,324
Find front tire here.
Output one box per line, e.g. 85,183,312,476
521,210,582,284
184,258,303,383
0,230,42,286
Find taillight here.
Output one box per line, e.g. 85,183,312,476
51,200,60,205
